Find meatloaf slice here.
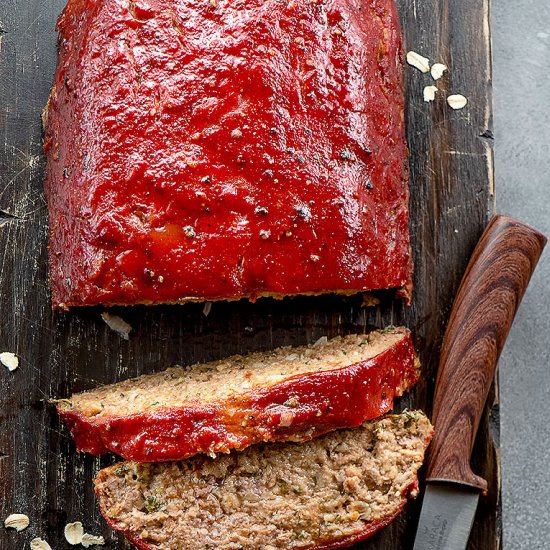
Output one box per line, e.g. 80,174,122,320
57,327,419,461
44,0,411,309
95,411,433,550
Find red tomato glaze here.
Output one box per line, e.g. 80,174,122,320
44,0,411,308
59,331,418,461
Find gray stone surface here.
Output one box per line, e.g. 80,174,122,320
493,1,550,548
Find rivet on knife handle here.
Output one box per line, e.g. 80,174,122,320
426,215,547,492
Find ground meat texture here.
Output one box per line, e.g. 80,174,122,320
43,0,411,308
95,412,433,549
57,328,420,461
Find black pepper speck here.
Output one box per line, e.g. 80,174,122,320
340,149,353,160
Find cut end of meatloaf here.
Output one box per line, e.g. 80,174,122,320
95,411,433,550
58,327,414,419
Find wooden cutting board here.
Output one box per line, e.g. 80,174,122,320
0,0,498,548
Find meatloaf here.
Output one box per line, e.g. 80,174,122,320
95,411,433,549
57,327,419,461
43,0,411,308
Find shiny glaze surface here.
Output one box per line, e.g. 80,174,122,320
59,333,418,461
44,0,411,308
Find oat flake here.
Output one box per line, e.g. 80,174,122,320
82,533,106,547
423,86,438,102
4,513,29,531
101,312,132,340
65,521,84,545
406,51,430,73
0,352,19,371
430,63,448,80
30,539,52,550
447,94,468,110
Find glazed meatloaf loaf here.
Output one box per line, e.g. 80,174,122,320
57,327,419,461
43,0,411,308
96,411,433,549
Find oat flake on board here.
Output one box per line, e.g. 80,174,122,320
4,513,29,531
406,51,430,73
0,352,19,371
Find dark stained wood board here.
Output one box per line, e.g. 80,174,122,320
0,0,499,548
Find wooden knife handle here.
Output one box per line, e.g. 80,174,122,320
426,215,547,492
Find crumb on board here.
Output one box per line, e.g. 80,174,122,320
423,85,438,102
101,312,132,340
430,63,447,80
0,352,19,371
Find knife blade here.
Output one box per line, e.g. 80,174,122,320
413,215,547,550
413,484,478,550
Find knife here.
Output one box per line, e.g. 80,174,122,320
413,215,547,550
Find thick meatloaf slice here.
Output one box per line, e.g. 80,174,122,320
95,411,433,550
43,0,411,308
57,327,419,461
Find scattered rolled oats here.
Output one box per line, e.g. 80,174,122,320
430,63,448,80
447,94,468,110
101,312,132,340
30,539,52,550
4,513,29,531
423,85,438,102
82,533,105,547
65,521,84,545
406,51,430,73
0,352,19,371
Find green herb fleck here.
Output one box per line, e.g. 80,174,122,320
402,408,417,428
283,397,299,408
277,478,290,495
144,495,164,513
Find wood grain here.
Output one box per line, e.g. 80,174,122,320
0,0,497,548
427,216,546,492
